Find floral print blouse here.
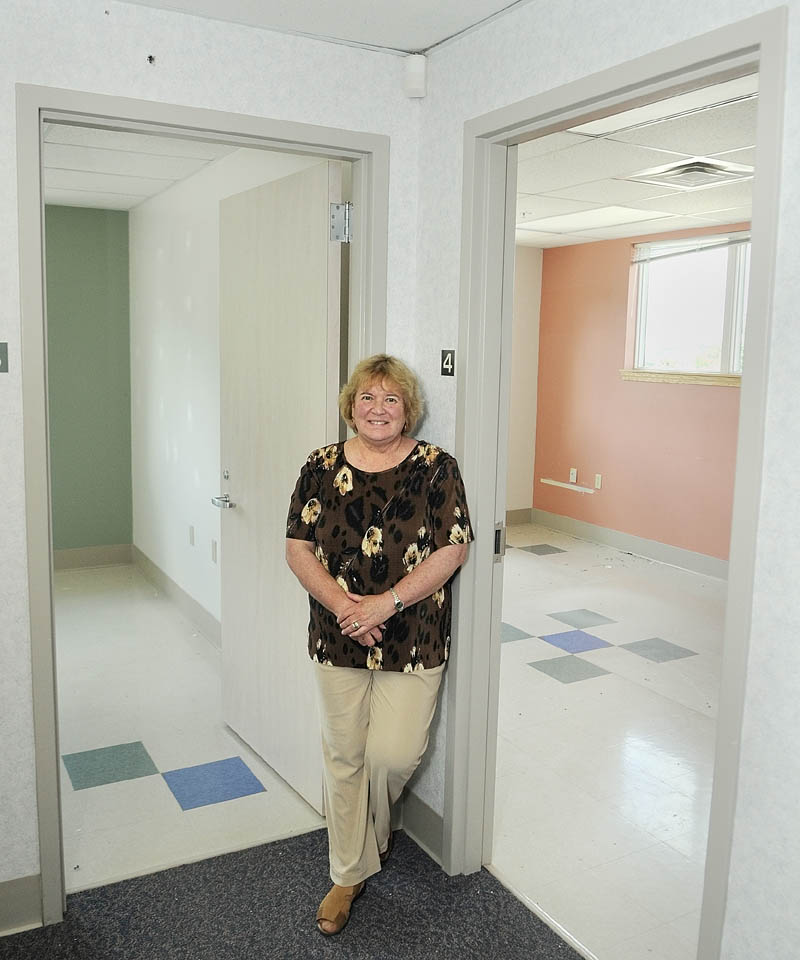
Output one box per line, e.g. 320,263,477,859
286,441,473,672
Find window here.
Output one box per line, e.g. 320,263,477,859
632,231,750,376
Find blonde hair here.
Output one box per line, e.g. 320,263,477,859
338,355,423,434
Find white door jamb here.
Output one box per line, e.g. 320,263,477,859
16,82,390,927
446,11,786,960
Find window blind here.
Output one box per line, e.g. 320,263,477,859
632,230,750,265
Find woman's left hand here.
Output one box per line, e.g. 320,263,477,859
337,591,396,640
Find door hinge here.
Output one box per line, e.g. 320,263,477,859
494,522,506,562
329,202,352,243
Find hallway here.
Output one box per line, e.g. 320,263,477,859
56,564,323,892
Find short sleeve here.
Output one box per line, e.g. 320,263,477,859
286,454,323,541
428,454,474,550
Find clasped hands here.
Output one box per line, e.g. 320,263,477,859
337,590,397,647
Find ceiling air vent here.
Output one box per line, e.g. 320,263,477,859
627,158,753,191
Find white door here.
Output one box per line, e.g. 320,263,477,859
218,161,343,813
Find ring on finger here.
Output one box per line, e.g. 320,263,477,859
353,620,360,630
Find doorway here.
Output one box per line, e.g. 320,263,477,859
490,75,755,958
446,11,785,960
44,126,342,891
18,84,390,924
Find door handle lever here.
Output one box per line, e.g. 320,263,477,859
212,494,236,509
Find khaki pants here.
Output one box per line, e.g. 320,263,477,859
314,661,445,886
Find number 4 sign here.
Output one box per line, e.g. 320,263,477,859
440,349,455,376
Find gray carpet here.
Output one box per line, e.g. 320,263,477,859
0,829,581,959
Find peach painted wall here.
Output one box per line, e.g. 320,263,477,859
533,224,748,561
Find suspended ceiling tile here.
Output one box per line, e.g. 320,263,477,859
516,193,603,223
578,216,719,240
629,179,753,216
518,205,673,234
542,177,680,205
515,230,597,248
567,74,758,137
710,146,756,166
44,168,177,197
43,124,238,160
702,206,753,224
517,132,590,162
43,143,212,181
608,98,757,156
44,189,144,210
516,139,689,195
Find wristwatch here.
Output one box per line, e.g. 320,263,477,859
389,586,404,612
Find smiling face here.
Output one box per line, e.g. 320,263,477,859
351,378,407,444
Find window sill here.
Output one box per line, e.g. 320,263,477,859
619,369,741,387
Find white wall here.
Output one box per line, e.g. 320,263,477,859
4,1,800,955
507,246,542,513
0,0,418,884
414,2,800,957
129,148,322,622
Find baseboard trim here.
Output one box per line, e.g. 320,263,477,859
401,791,443,865
530,508,728,579
132,546,222,649
0,874,42,937
53,543,132,569
505,507,534,526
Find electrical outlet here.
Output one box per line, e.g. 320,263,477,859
595,474,602,489
569,467,577,484
189,525,195,546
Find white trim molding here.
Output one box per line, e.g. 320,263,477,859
18,82,390,926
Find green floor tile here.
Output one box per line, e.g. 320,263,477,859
62,740,158,790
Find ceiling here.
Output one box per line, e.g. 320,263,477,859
42,71,757,245
515,73,757,247
42,124,239,210
119,0,531,53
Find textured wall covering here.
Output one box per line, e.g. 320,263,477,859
45,206,132,551
0,0,418,885
4,2,800,955
418,1,800,956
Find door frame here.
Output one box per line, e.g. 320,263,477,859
16,82,390,925
445,9,786,960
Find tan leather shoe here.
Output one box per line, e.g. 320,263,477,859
316,881,366,935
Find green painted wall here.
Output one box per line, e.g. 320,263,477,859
46,206,132,550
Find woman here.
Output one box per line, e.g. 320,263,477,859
285,354,472,935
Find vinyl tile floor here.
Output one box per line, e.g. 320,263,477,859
55,564,324,893
490,522,723,960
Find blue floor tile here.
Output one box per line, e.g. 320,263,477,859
540,629,611,654
163,756,265,811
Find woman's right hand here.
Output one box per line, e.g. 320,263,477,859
336,593,384,647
